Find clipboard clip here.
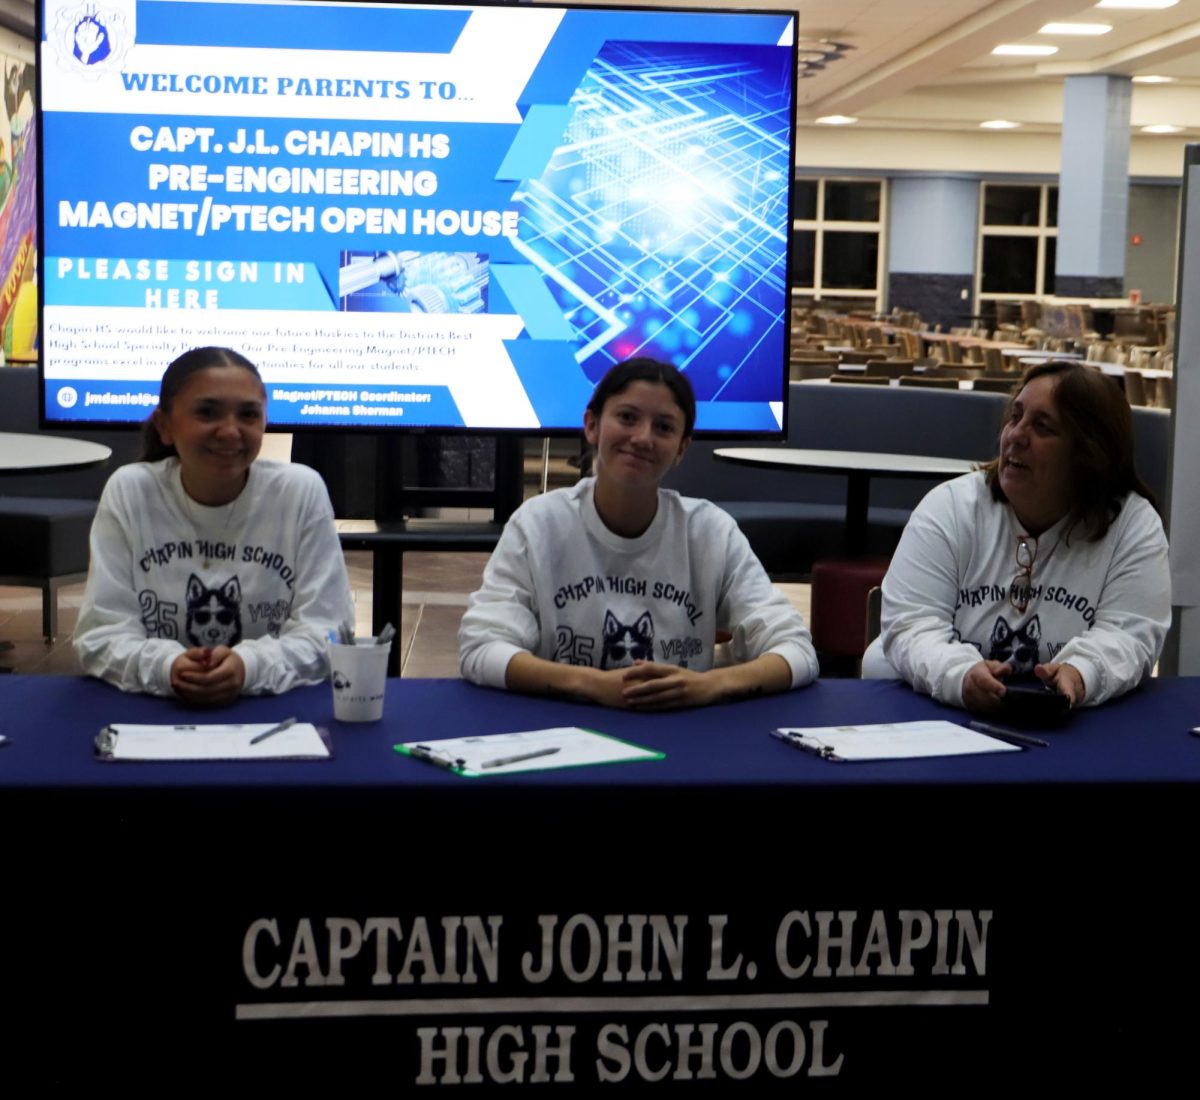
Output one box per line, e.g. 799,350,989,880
409,744,466,772
771,729,842,761
95,726,117,759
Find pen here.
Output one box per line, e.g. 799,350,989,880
481,747,561,769
250,717,297,745
770,728,837,760
969,720,1049,749
376,623,396,647
409,744,465,772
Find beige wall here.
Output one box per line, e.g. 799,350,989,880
796,128,1190,179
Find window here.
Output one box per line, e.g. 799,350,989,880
791,178,885,307
791,179,818,221
978,183,1058,302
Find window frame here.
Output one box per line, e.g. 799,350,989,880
977,182,1058,302
790,176,886,309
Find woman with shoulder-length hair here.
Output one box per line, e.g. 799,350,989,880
74,346,353,706
862,359,1170,712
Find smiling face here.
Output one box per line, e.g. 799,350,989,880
584,380,690,491
998,374,1075,533
153,364,266,504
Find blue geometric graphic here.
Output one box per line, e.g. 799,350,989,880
514,41,792,405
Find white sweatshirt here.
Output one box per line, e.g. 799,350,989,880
868,471,1170,707
459,479,818,690
75,458,354,696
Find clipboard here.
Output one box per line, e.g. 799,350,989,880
771,720,1022,762
95,722,332,762
396,726,664,777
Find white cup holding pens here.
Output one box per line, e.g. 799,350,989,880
328,622,394,723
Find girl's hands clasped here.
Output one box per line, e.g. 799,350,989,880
170,646,246,707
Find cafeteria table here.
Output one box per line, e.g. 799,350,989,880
0,430,113,476
714,447,974,555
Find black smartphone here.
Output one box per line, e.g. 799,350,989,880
997,676,1072,729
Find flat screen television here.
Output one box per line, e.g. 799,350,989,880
36,0,798,433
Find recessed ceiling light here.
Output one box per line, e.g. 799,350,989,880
1141,124,1183,133
1097,0,1178,10
815,115,857,126
980,120,1021,130
1133,75,1176,84
1040,23,1112,35
992,44,1059,56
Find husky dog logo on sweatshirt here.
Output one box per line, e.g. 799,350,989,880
601,610,654,668
988,614,1041,674
185,574,243,647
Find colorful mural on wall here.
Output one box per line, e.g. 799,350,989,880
0,53,36,362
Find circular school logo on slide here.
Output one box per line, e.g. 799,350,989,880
56,386,78,409
49,4,134,78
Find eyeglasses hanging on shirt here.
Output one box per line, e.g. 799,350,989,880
1010,534,1037,614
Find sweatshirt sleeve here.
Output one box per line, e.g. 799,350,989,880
879,483,985,707
1052,499,1171,706
714,511,819,688
233,469,354,695
74,474,186,695
457,516,543,689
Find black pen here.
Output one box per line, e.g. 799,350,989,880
250,717,297,745
969,720,1049,749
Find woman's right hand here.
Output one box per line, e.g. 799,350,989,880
962,660,1012,713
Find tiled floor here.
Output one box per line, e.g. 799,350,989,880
0,553,811,678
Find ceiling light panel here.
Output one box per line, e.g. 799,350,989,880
992,44,1059,56
1039,23,1112,35
1096,1,1178,10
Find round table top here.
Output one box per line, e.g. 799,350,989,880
714,447,976,479
0,431,113,475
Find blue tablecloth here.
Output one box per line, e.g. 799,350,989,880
4,673,1199,789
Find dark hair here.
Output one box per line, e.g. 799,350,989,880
585,357,697,438
141,347,263,461
982,359,1157,541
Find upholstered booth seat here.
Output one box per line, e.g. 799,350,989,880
0,496,97,575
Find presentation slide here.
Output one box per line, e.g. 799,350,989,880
38,0,797,431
